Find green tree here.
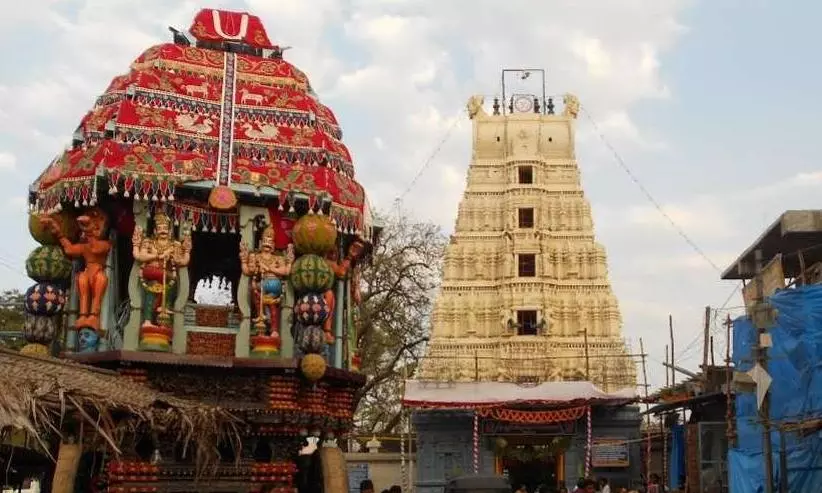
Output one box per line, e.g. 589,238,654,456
354,213,447,434
0,289,26,350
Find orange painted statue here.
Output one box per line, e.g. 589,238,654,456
239,226,294,337
323,239,366,342
40,208,111,332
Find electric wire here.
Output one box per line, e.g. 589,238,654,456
581,106,723,273
395,111,464,203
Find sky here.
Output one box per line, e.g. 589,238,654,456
0,0,820,390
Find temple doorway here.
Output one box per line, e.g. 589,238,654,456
505,456,557,493
495,438,570,493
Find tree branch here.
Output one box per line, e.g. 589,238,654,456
355,336,429,404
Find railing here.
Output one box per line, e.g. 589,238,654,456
471,94,576,118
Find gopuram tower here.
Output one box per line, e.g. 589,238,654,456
419,72,636,391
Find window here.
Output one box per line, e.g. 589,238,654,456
518,208,534,228
518,254,536,277
518,166,533,184
517,310,538,336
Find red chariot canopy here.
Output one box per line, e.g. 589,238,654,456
32,10,366,234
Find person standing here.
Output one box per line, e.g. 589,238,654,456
361,480,374,493
598,478,610,493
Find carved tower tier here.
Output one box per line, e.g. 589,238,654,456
418,88,636,391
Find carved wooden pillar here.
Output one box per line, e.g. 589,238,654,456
172,222,191,355
123,202,149,351
98,230,117,351
280,279,295,358
235,205,262,358
333,278,345,368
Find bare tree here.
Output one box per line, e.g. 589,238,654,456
353,213,446,434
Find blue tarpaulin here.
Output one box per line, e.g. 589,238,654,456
729,284,822,493
669,424,685,490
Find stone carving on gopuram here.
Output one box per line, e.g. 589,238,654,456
417,93,637,391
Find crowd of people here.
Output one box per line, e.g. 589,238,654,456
359,472,666,493
512,473,666,493
361,479,403,493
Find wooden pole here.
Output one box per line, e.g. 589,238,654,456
583,326,590,381
51,441,82,493
710,335,716,367
669,315,675,388
640,338,651,484
665,345,669,388
702,306,711,373
725,315,735,447
753,249,775,493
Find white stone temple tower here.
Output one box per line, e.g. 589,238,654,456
418,74,636,391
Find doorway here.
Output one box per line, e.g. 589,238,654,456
505,455,558,493
496,439,569,493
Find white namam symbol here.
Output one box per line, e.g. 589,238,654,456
211,10,249,40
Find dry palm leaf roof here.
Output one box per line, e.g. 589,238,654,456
0,348,239,466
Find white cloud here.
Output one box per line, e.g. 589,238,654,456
0,152,16,171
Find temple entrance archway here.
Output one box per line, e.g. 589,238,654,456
494,437,571,493
504,455,558,493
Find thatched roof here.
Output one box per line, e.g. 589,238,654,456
0,348,238,464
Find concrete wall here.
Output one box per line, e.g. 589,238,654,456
587,406,643,490
413,411,496,493
346,452,417,493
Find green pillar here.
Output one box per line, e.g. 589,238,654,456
333,279,345,368
280,280,294,357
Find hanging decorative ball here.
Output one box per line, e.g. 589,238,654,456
300,353,327,382
292,215,337,255
28,211,78,245
24,283,67,316
495,437,508,450
23,314,58,345
77,328,100,353
208,185,238,211
289,254,334,294
293,293,330,325
25,245,72,283
297,324,326,354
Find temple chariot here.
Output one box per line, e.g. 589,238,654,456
17,8,375,492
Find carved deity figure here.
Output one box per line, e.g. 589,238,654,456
466,95,485,120
239,226,294,338
132,213,192,328
41,209,111,332
473,246,484,278
563,93,580,118
324,240,366,343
